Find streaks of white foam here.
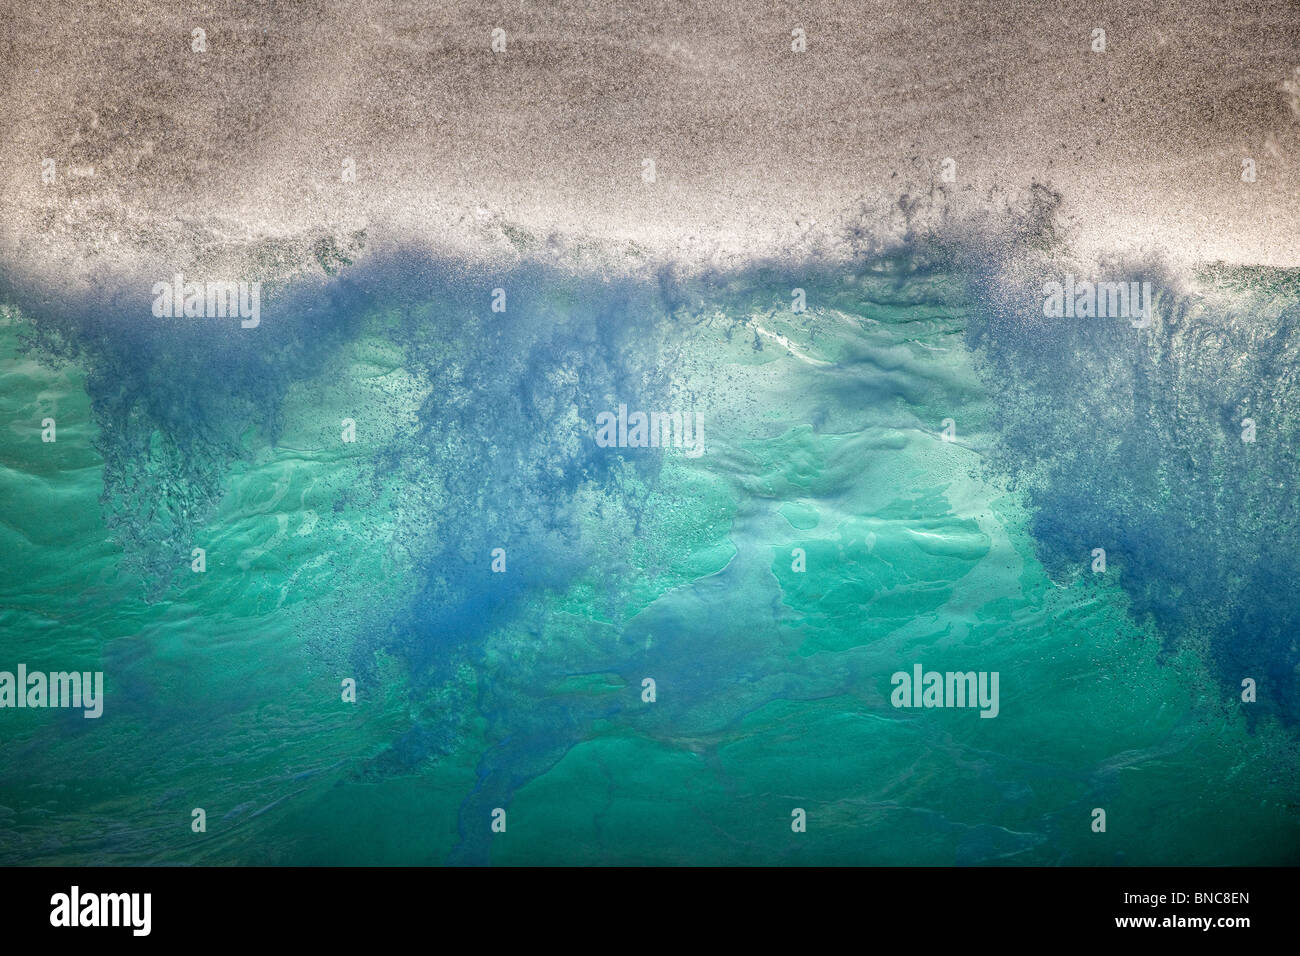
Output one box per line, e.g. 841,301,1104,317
749,320,832,367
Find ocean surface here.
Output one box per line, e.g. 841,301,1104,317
2,226,1298,865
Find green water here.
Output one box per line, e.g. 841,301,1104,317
1,254,1297,865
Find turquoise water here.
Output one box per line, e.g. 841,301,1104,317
1,235,1298,865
